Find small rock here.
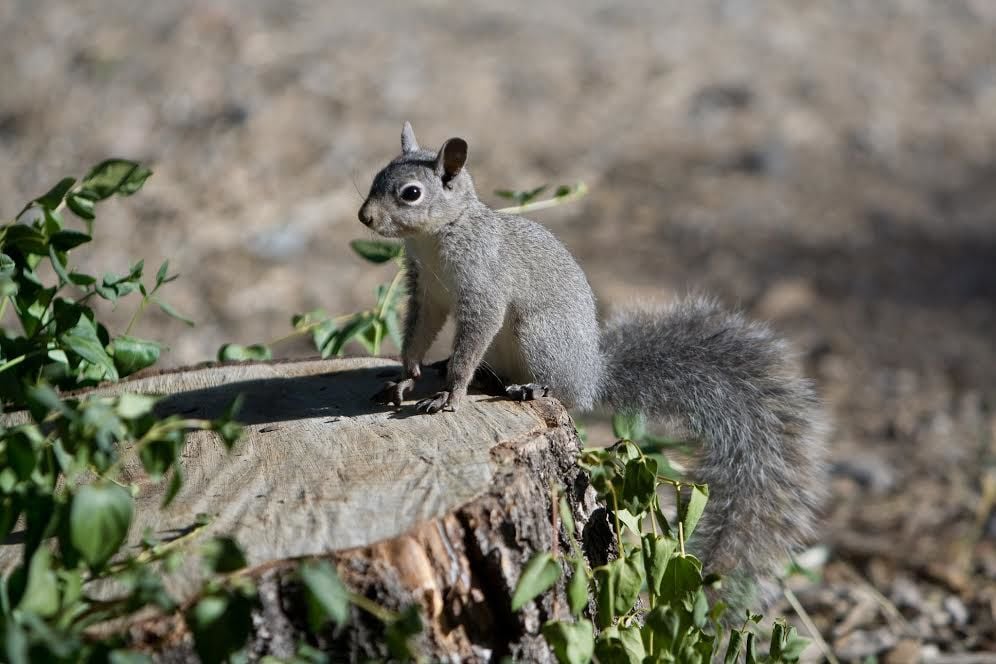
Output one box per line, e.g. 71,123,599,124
834,597,879,637
834,628,899,660
884,639,922,664
942,595,969,626
891,576,923,609
831,455,896,493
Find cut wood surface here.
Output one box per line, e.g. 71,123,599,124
0,357,607,661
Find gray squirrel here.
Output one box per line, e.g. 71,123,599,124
358,122,827,604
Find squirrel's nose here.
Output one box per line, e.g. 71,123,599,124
358,202,373,226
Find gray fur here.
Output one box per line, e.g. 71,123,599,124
360,124,828,605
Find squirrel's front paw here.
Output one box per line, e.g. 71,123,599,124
505,383,550,401
416,391,455,414
372,378,416,407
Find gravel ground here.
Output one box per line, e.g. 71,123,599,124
2,0,995,660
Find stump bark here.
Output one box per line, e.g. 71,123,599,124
1,358,609,662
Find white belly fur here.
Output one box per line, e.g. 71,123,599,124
484,311,531,384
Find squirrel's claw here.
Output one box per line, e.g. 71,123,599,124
416,391,454,414
372,378,416,407
505,383,550,401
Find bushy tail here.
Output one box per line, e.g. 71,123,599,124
598,296,827,604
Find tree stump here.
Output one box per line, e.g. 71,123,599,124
1,358,609,662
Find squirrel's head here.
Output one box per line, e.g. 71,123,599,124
358,122,476,237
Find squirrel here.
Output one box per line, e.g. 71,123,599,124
358,122,827,605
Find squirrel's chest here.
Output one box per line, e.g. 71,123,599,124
405,238,459,308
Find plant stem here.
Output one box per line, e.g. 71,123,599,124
264,313,355,348
348,591,398,623
124,296,148,336
496,183,589,215
0,353,29,375
783,584,840,664
377,267,406,320
608,486,624,554
102,519,211,578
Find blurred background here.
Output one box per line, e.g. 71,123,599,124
1,0,994,659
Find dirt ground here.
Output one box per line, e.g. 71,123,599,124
1,0,994,660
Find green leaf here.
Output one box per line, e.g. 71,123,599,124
680,483,709,541
70,483,133,569
112,336,161,376
292,308,327,329
614,549,643,616
162,467,183,508
621,457,657,514
4,225,49,255
299,560,350,630
780,636,810,662
658,554,702,604
201,536,248,573
49,230,92,252
594,624,646,664
0,252,17,297
615,507,642,536
60,315,118,381
155,260,170,286
328,314,373,356
652,496,674,538
349,239,403,264
217,343,272,362
24,383,69,422
187,588,255,664
80,159,152,199
494,185,547,205
116,392,156,419
153,297,195,326
769,619,807,662
567,557,588,617
642,533,677,595
138,431,182,480
48,246,72,286
66,193,96,220
542,619,594,664
384,604,423,660
611,411,646,441
559,495,575,539
745,632,758,664
511,552,561,611
725,631,746,664
17,547,59,617
692,588,709,628
593,563,616,628
6,430,39,480
2,618,29,664
0,493,21,540
32,177,77,210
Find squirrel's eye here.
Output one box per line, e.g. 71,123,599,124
400,185,422,203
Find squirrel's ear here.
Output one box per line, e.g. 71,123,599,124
401,122,419,153
436,138,468,183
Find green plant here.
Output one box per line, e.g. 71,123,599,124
0,160,195,408
0,162,251,662
296,559,424,662
510,422,810,664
